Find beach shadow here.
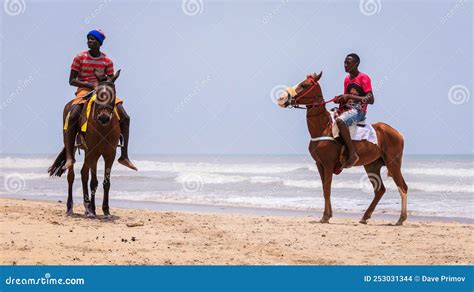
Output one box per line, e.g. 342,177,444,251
97,214,120,222
66,212,86,219
308,220,355,226
307,218,406,227
354,222,407,227
65,212,120,222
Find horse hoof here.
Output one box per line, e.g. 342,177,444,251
103,214,112,220
86,212,96,219
359,219,368,224
319,218,330,224
66,210,73,216
395,216,406,226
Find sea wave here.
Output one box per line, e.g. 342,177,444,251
3,169,471,194
174,172,473,193
1,157,472,178
11,189,470,219
0,172,48,180
283,179,473,193
402,168,473,177
0,157,54,169
136,160,307,174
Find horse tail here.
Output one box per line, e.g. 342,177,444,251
48,147,67,177
48,100,74,177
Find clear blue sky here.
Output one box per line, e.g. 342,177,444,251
1,0,472,155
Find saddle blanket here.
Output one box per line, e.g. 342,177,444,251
330,110,378,145
63,94,120,132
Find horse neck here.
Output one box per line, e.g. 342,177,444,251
306,105,331,138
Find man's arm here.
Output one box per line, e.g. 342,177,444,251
335,92,374,104
69,70,95,90
350,92,374,104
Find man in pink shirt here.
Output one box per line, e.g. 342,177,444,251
335,53,375,168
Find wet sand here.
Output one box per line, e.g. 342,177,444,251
1,198,472,265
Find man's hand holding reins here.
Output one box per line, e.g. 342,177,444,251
334,93,374,104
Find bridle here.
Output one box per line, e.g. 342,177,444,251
284,76,338,142
286,76,337,109
95,81,116,109
93,81,116,124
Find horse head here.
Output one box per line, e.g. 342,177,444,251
94,69,121,126
277,72,323,108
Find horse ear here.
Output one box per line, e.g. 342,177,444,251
314,71,323,82
112,69,121,82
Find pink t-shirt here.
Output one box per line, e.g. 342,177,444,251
340,72,372,112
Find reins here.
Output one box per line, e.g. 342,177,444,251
290,77,338,109
289,76,337,142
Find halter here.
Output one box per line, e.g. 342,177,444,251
288,76,338,109
288,76,337,142
95,82,116,110
92,82,117,125
294,76,319,103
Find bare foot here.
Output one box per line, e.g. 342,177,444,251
343,153,359,168
118,157,138,171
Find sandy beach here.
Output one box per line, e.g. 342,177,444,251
0,198,472,265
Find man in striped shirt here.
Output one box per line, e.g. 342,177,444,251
64,29,137,171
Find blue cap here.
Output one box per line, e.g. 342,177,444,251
87,29,106,45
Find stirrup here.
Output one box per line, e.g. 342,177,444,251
118,134,124,147
75,133,87,151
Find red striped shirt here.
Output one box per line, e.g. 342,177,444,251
71,51,114,85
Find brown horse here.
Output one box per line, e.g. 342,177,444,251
48,70,121,219
278,72,408,225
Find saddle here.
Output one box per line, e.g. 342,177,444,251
329,108,377,143
63,94,123,153
329,108,378,175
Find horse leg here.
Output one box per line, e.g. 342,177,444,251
389,166,408,225
316,162,333,223
360,158,386,224
89,161,99,216
102,157,114,219
383,154,408,225
66,166,74,216
81,158,93,217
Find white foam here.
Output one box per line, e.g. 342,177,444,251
175,172,281,185
0,172,47,180
0,157,53,169
2,157,472,179
176,173,246,184
403,167,474,177
173,171,474,193
135,160,310,174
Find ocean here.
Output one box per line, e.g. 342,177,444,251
0,154,472,220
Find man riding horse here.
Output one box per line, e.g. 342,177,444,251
276,54,407,224
63,29,137,171
334,53,374,168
